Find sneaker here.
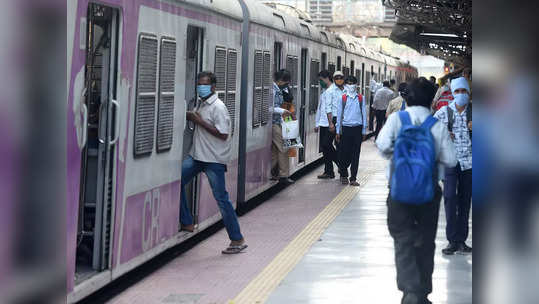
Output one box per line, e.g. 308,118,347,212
457,242,472,254
340,177,349,185
442,242,459,255
317,173,335,179
279,178,294,185
349,180,360,186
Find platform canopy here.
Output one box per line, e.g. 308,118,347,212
382,0,471,67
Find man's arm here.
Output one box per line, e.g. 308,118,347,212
187,111,228,141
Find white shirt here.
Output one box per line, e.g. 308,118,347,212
372,87,395,110
434,102,472,170
315,88,330,127
324,83,342,116
376,106,457,180
190,94,231,164
369,79,379,93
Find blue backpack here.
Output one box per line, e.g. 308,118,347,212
390,111,437,204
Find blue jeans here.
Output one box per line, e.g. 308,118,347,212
180,156,243,241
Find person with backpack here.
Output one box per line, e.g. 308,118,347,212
335,75,367,186
376,77,457,304
434,76,473,255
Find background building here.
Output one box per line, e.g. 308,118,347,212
308,0,332,24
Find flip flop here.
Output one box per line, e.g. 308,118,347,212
221,244,248,254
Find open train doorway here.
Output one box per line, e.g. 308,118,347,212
181,25,204,230
76,3,119,281
298,48,308,163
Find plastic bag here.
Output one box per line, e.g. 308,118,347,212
282,117,303,149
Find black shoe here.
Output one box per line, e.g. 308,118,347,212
317,173,335,179
279,178,294,185
442,242,459,255
457,242,472,254
402,293,430,304
340,177,349,185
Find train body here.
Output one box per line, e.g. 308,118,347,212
67,0,417,301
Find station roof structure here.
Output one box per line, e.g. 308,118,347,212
382,0,472,67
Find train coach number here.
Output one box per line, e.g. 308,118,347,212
142,189,160,252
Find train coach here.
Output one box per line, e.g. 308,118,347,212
67,0,417,302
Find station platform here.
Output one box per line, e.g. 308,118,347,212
104,139,472,304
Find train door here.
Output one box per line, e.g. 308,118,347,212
76,3,120,276
361,63,365,95
182,25,204,229
299,48,308,163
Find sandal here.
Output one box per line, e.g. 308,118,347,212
221,244,248,254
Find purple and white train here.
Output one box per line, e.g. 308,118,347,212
67,0,417,301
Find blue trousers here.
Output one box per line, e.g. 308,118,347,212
180,156,243,241
443,165,472,243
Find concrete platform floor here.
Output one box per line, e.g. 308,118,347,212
104,139,472,304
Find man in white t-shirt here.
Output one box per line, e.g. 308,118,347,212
181,71,246,254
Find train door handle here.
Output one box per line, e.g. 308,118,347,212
110,99,120,145
81,102,88,149
98,103,106,144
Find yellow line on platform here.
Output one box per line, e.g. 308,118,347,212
232,175,371,304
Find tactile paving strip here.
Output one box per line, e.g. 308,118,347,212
232,169,376,304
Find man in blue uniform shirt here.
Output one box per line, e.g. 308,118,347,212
336,75,367,186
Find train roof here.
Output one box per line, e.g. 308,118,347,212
178,0,243,21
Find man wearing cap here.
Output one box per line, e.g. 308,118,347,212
434,76,473,255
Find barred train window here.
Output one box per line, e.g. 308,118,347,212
253,50,263,127
134,34,158,157
261,52,271,125
226,49,238,134
215,47,238,135
156,38,176,153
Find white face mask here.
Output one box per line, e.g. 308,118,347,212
345,84,357,95
454,93,470,107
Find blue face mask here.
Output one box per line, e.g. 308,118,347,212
197,85,213,98
454,93,469,107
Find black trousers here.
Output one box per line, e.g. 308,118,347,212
319,121,338,176
443,165,472,243
387,186,442,299
368,94,375,131
374,109,386,139
338,126,363,181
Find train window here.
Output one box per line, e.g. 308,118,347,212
355,69,361,86
273,13,285,28
337,56,342,71
328,62,335,76
214,47,227,104
253,50,263,127
350,61,355,76
156,38,176,153
309,60,320,114
134,34,158,157
274,42,282,71
286,55,299,100
300,24,310,37
226,49,238,134
320,31,329,43
261,52,271,125
336,38,345,49
343,67,349,77
321,52,327,70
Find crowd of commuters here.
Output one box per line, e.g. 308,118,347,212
177,66,472,303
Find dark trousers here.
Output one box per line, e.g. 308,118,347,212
319,124,338,176
338,126,363,181
443,165,472,243
368,94,375,131
374,109,386,139
387,186,442,299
